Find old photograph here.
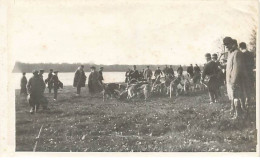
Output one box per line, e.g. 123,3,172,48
1,0,259,154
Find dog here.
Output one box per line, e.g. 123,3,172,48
102,83,126,101
127,83,151,101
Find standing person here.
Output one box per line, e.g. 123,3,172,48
194,64,201,73
193,64,201,84
125,68,131,83
39,69,49,110
88,66,103,94
27,70,45,113
154,67,163,79
187,64,194,78
98,67,104,84
239,42,255,103
201,53,219,104
212,54,224,97
51,71,62,101
168,65,174,77
129,65,139,81
143,66,153,81
223,37,250,119
73,65,86,96
177,65,183,76
45,69,54,93
20,72,28,95
163,65,169,76
139,69,145,80
39,69,45,83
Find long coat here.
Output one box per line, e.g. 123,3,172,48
226,49,249,100
73,69,86,88
88,71,103,94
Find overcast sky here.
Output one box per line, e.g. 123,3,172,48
10,0,258,65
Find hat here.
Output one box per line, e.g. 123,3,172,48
100,67,104,69
212,53,218,57
90,66,96,69
39,69,44,72
223,37,233,45
32,70,39,75
205,53,211,58
54,71,59,73
22,72,26,75
50,69,53,71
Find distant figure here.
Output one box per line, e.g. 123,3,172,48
163,65,169,75
27,70,46,113
73,65,86,96
20,72,27,95
201,53,219,104
51,71,62,101
239,42,255,102
194,64,201,73
129,65,139,81
98,67,104,84
193,64,201,84
212,53,224,97
139,69,145,80
168,65,174,77
39,69,44,80
125,68,131,83
88,66,103,94
143,66,153,81
177,65,183,75
224,37,250,119
45,69,54,93
154,67,163,78
187,64,194,78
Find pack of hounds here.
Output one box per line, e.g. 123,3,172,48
102,73,206,102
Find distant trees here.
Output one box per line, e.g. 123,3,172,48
12,62,194,73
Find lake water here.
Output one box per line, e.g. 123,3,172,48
13,71,187,89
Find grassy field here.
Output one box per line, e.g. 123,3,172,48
15,86,257,152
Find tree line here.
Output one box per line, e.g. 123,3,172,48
12,62,194,73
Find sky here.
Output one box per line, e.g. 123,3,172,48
9,0,258,65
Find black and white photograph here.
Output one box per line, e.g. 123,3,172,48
0,0,259,155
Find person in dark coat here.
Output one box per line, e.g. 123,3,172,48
20,72,28,95
73,65,86,96
39,69,49,110
143,66,153,81
27,70,46,113
212,54,225,97
45,69,54,93
168,65,174,77
239,42,255,104
51,71,62,100
177,65,183,75
187,64,194,78
163,65,169,75
98,67,104,84
201,53,219,104
224,37,250,119
88,66,103,94
154,67,163,78
193,64,201,84
129,65,139,81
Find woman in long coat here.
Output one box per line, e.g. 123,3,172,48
73,65,86,95
88,66,103,94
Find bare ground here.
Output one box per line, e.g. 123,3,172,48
15,86,257,152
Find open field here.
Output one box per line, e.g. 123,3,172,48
16,86,256,152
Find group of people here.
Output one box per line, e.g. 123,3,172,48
20,65,105,113
201,37,255,119
20,37,255,119
73,65,104,96
20,69,62,113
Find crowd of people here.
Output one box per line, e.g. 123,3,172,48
19,37,255,119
